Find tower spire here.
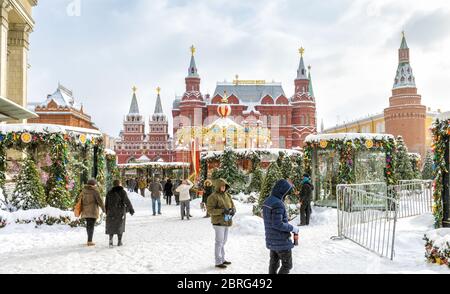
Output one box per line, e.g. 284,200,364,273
128,86,140,114
188,45,199,77
154,87,163,114
394,31,415,89
297,47,307,80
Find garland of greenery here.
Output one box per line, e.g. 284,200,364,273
431,119,450,228
0,129,105,210
96,145,106,196
304,136,397,186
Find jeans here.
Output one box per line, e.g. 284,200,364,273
213,225,229,265
152,198,161,215
85,218,96,242
180,200,190,219
269,250,293,274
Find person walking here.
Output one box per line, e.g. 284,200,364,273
138,177,147,197
299,174,314,226
206,178,236,269
79,179,106,247
149,178,163,216
175,179,194,220
164,179,174,205
262,179,299,274
133,177,139,194
173,179,181,206
105,180,135,247
202,180,214,218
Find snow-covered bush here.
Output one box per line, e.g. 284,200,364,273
424,229,450,268
232,192,258,204
0,207,82,229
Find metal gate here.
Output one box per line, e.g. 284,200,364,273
335,180,433,260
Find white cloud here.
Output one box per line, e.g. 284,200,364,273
28,0,450,136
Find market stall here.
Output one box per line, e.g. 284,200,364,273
304,133,396,207
0,124,105,211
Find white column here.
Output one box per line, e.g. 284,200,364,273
7,23,31,108
0,0,11,98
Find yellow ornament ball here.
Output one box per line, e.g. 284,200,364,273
21,132,32,144
365,139,374,149
79,134,87,144
319,140,328,149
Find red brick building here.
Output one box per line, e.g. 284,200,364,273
172,47,318,162
28,84,97,130
115,88,172,164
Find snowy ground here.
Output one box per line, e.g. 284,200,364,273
0,192,448,274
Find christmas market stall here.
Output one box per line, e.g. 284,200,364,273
304,133,396,207
431,118,449,228
117,161,191,184
0,124,105,211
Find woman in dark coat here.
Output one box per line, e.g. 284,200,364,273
164,179,174,205
105,180,135,247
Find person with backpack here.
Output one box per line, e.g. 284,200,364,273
79,179,106,247
263,179,299,274
105,180,135,247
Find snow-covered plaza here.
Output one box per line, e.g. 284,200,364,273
0,192,448,274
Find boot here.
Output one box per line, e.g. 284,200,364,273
109,235,114,248
118,235,123,247
87,242,96,247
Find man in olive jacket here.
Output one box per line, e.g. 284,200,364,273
206,179,236,269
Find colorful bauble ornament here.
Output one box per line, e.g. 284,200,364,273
365,139,374,149
217,104,232,118
21,132,32,144
79,134,87,144
319,140,328,149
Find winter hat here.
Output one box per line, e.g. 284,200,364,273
87,179,97,186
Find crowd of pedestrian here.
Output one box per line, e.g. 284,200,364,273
75,172,315,275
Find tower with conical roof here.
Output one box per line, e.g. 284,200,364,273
384,32,426,158
115,86,146,163
291,47,317,148
174,45,206,134
149,87,170,155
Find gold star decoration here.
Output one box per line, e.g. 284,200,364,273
190,45,196,56
299,47,305,57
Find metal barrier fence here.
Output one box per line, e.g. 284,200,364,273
335,180,433,260
391,180,433,219
336,184,397,260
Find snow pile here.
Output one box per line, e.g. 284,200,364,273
127,191,152,208
232,192,258,204
424,228,450,268
0,207,80,228
232,215,265,236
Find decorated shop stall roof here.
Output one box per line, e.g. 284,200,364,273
305,133,395,143
0,124,103,146
105,149,116,156
202,148,302,160
118,162,190,169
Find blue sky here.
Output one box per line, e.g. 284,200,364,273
28,0,450,137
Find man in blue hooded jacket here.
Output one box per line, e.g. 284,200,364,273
263,179,299,274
